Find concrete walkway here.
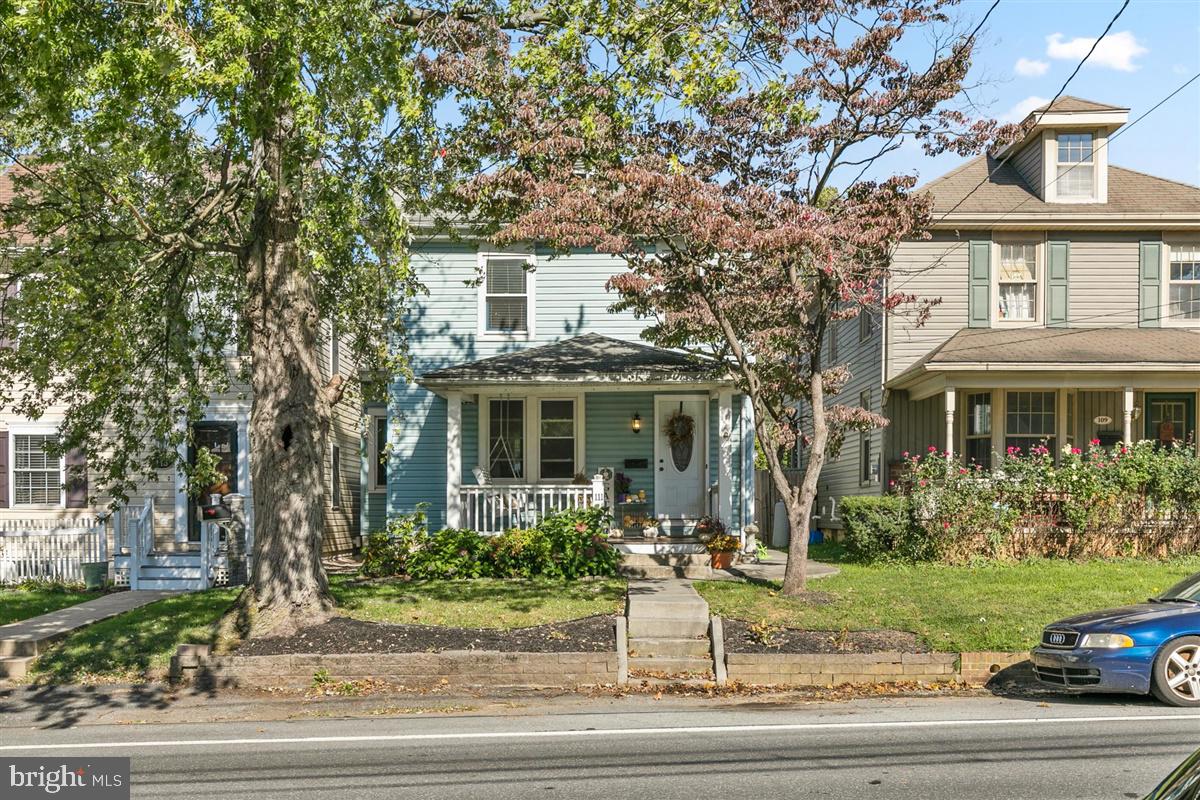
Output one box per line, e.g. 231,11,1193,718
0,590,177,679
625,579,715,678
707,548,840,583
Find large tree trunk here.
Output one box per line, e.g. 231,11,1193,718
781,370,828,595
216,107,334,644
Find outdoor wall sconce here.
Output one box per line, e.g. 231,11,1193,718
631,412,642,434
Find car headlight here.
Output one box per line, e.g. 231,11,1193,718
1080,633,1134,649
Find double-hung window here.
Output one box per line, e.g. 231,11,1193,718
1169,245,1200,321
965,392,993,469
538,399,576,480
488,399,525,479
997,243,1038,322
13,433,62,506
1056,133,1094,200
482,256,532,336
1005,391,1056,455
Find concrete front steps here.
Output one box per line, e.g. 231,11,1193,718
626,579,714,678
617,553,712,580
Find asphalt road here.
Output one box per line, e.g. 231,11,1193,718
3,695,1198,799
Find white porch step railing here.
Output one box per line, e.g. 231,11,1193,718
0,518,108,585
461,476,606,536
113,498,154,590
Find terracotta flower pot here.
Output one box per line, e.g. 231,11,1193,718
710,551,735,570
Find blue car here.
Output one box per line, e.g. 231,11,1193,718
1032,572,1200,707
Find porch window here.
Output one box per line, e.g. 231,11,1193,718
1056,133,1094,199
1169,245,1200,320
373,416,387,489
488,399,524,479
1005,391,1056,455
997,243,1037,321
965,392,992,468
484,257,530,334
12,433,62,506
539,399,576,480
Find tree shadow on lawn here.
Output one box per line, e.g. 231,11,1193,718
329,577,626,623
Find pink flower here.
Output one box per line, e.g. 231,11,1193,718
574,523,588,533
958,468,967,475
902,451,909,459
927,445,938,452
918,479,927,487
1090,438,1101,446
942,521,950,529
888,480,896,487
1071,447,1081,455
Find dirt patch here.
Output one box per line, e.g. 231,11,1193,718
722,618,927,654
236,614,616,656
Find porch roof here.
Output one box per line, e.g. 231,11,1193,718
889,327,1200,395
419,332,728,387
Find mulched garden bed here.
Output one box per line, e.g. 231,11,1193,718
237,614,616,656
723,618,927,654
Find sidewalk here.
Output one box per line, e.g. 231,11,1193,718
0,591,177,679
708,547,839,583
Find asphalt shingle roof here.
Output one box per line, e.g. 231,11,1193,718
923,327,1200,366
420,332,722,383
1031,96,1127,114
921,155,1200,216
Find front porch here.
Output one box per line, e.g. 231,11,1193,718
413,333,757,538
886,328,1200,472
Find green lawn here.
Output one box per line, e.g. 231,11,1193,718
29,575,626,682
0,587,103,626
330,576,627,628
696,544,1200,652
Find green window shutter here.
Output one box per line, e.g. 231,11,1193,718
1046,240,1069,328
967,239,991,328
1140,240,1163,327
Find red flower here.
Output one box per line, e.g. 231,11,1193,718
927,445,938,452
942,521,950,529
1090,438,1101,446
1070,447,1081,455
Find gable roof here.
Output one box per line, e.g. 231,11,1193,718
920,155,1200,218
419,332,725,385
1032,96,1128,114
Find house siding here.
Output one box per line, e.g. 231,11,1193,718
1012,136,1044,196
887,232,984,379
1056,231,1142,327
585,392,656,513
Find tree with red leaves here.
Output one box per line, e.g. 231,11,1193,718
465,0,1016,593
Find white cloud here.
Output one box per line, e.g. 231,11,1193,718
1003,95,1051,123
1045,30,1147,72
1014,58,1049,77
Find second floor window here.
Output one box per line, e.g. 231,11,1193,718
1057,133,1094,199
998,243,1037,322
1169,245,1200,320
13,433,61,506
484,257,531,335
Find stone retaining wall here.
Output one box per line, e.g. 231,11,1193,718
725,651,960,686
172,646,621,689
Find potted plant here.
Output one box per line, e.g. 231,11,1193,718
694,515,726,542
706,533,740,569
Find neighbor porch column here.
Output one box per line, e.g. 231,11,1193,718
718,389,734,525
445,392,462,529
943,386,956,458
1123,386,1134,445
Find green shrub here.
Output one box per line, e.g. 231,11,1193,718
841,495,923,562
359,505,620,580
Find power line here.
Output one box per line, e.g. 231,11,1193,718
932,0,1133,223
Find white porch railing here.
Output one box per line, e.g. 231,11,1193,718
0,518,108,585
114,498,154,590
461,476,606,536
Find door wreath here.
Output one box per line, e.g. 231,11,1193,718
664,408,695,471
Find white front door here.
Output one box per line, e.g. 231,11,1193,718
654,396,708,520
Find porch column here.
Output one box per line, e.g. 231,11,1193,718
445,392,462,529
1123,386,1134,445
943,386,956,458
718,389,734,525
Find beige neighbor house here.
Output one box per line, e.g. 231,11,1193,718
0,172,362,590
814,96,1200,534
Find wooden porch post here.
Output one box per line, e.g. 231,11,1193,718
943,386,956,458
718,390,734,525
1123,386,1134,445
446,392,462,529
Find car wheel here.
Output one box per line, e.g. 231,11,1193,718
1151,636,1200,707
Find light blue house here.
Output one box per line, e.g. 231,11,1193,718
361,236,756,541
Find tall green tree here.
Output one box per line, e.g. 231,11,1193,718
0,0,733,637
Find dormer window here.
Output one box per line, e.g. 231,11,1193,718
1056,133,1095,199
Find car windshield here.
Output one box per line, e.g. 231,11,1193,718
1158,573,1200,602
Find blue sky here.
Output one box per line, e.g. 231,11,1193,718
870,0,1200,188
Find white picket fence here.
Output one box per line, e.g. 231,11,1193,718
0,518,108,585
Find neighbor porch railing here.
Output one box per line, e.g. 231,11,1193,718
461,476,606,536
0,517,108,585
